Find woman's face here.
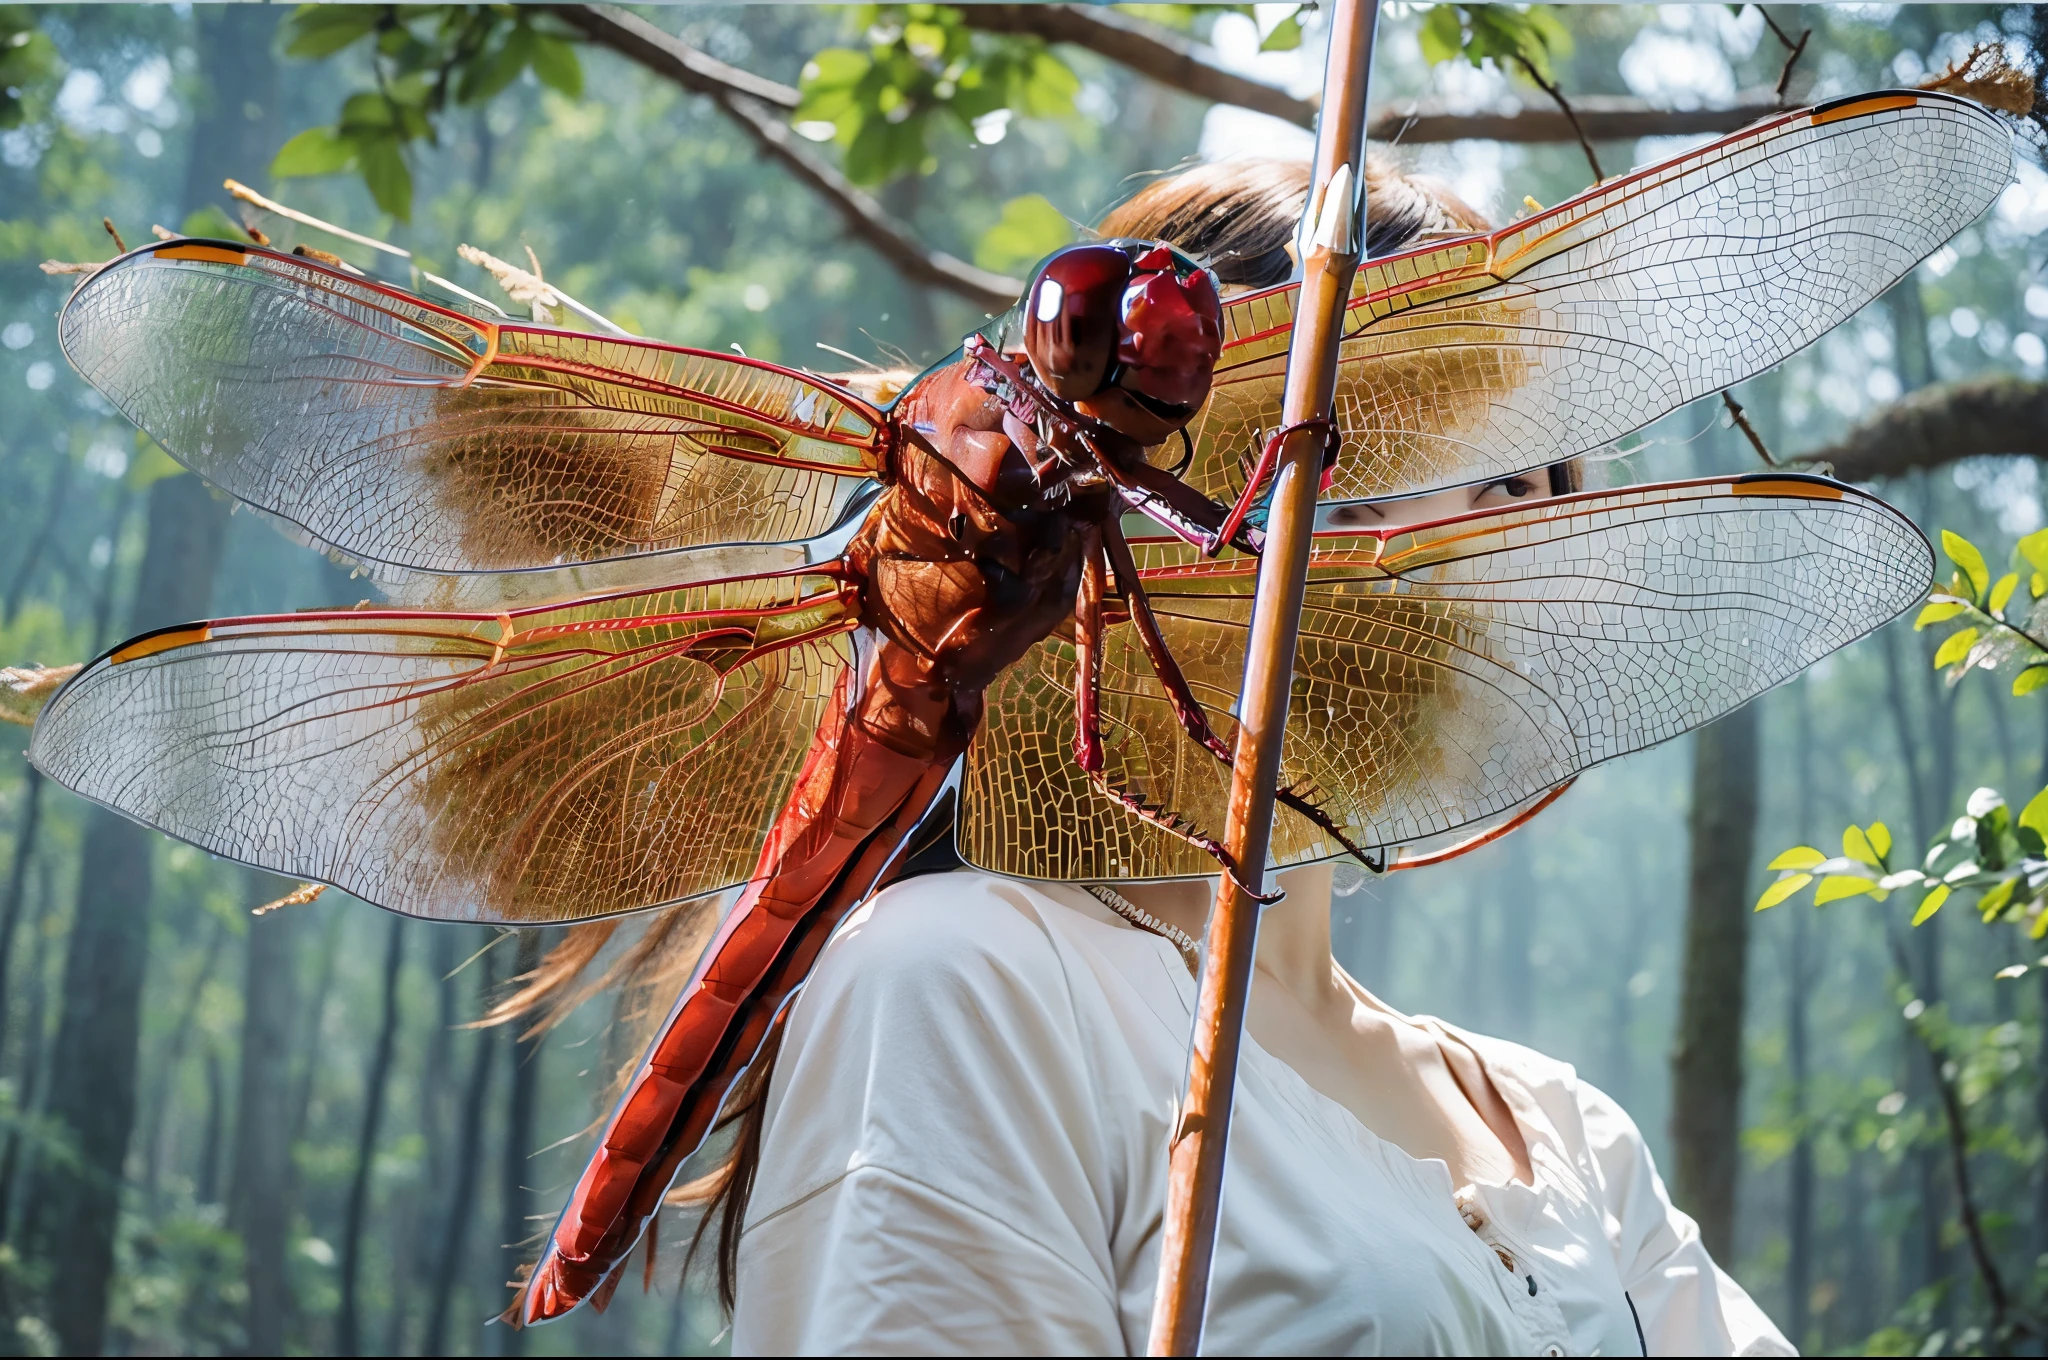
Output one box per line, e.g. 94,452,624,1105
1323,472,1547,533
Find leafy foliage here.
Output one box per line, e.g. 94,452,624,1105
796,5,1076,183
1914,527,2048,697
0,8,59,130
972,192,1073,274
1118,4,1308,51
274,5,585,220
1760,783,2048,946
1419,3,1572,82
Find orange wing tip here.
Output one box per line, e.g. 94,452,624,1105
1728,476,1846,501
1388,780,1576,871
110,625,212,664
1810,93,1921,126
151,242,249,266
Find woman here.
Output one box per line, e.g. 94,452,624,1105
695,158,1786,1355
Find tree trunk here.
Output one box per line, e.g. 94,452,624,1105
24,2,278,1342
196,1046,226,1206
0,770,43,1037
389,925,462,1353
1785,681,1815,1348
2,456,74,625
1669,703,1761,1261
0,861,52,1240
31,800,160,1355
338,916,405,1356
426,947,500,1357
232,874,302,1357
142,914,228,1205
498,932,543,1357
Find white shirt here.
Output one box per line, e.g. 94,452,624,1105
733,871,1793,1357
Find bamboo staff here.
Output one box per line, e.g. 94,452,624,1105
1145,2,1381,1353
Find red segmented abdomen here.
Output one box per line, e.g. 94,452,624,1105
517,658,967,1325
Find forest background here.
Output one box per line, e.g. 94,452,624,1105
2,0,2047,1354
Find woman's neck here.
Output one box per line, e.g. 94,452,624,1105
1120,864,1350,1008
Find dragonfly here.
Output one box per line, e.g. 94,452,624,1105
25,89,2007,1322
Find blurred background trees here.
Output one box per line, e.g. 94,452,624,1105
3,2,2048,1353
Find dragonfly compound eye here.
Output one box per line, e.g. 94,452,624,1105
1068,247,1223,447
1114,258,1223,413
1023,244,1132,401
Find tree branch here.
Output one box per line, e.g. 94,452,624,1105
551,1,1791,311
1805,375,2048,481
553,3,1022,313
1511,55,1602,181
960,3,1319,128
1366,93,1783,144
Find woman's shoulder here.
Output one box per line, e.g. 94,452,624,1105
819,870,1081,984
799,870,1149,1036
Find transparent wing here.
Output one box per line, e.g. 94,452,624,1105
1179,92,2011,505
29,571,857,923
58,241,888,575
960,476,1930,880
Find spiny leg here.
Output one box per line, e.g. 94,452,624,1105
1100,516,1382,873
1070,527,1279,905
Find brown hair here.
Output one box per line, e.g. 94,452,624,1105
492,154,1538,1317
1096,154,1491,286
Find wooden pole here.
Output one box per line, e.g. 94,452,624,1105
1145,3,1380,1353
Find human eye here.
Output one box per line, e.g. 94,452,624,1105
1325,501,1386,527
1475,474,1539,505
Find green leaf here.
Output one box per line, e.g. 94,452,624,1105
1915,599,1968,629
1815,875,1879,905
974,193,1075,275
1260,11,1304,51
1977,875,2019,920
1934,627,1981,670
2019,785,2048,842
1756,874,1813,911
270,125,356,179
529,35,583,97
1911,883,1951,926
457,21,534,105
1767,846,1826,870
2018,526,2048,578
127,432,182,491
1843,825,1880,867
1991,572,2020,618
2016,665,2048,697
354,134,413,222
283,6,384,60
1418,4,1467,65
1868,822,1892,860
179,205,243,241
1942,529,1991,602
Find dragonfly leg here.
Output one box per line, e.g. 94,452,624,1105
1101,517,1380,871
1070,539,1279,905
1071,525,1106,772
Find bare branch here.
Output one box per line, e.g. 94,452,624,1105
1804,376,2048,481
553,4,1021,312
964,4,1782,146
1720,391,1781,468
1367,93,1782,144
1511,55,1602,182
960,4,1318,128
1774,29,1811,105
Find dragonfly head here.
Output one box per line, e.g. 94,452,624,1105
1022,241,1222,449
